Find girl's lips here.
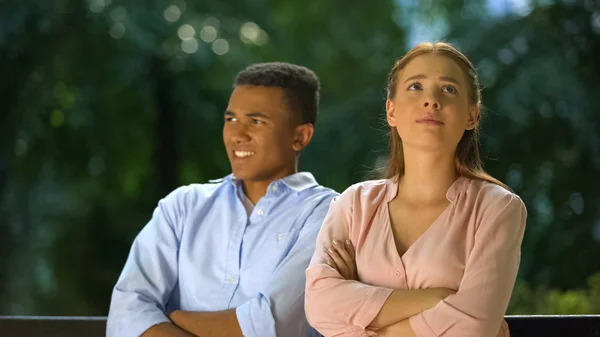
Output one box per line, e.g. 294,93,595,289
416,119,443,125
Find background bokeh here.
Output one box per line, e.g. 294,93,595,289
1,0,600,316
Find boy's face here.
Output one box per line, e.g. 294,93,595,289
223,85,299,183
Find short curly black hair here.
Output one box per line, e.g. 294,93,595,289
233,62,320,126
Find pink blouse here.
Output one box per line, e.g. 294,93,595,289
305,177,527,337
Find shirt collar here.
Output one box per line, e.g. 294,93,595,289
445,176,470,201
223,172,319,192
279,172,319,192
386,175,470,202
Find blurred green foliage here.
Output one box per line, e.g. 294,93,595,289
0,0,599,315
509,272,600,314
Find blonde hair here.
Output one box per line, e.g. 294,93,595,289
383,42,510,191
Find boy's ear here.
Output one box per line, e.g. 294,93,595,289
292,123,314,151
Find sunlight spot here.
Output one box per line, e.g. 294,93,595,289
212,39,229,55
164,5,181,22
181,38,198,54
178,24,195,40
200,26,217,42
109,22,126,39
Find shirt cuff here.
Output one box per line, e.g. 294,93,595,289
409,313,437,337
235,296,276,337
358,287,394,329
108,311,170,337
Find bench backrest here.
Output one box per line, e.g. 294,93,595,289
1,315,600,337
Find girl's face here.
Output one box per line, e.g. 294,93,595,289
386,53,479,154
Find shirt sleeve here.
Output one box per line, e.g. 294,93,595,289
305,186,394,337
106,187,188,337
235,193,337,337
409,192,527,337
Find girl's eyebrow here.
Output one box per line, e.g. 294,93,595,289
403,74,462,87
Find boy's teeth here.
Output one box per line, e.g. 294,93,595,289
235,151,255,158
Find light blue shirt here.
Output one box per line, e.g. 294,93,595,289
107,172,338,337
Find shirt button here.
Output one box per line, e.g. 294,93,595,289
272,185,278,192
257,209,264,215
394,270,401,278
228,276,236,283
276,234,284,241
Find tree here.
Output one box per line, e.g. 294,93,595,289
0,0,406,315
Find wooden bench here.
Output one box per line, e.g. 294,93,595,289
1,315,599,336
0,316,106,337
507,315,600,337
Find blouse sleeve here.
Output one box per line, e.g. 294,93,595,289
305,186,393,337
409,192,527,337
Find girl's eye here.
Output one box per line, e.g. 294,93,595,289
252,119,264,124
225,117,237,122
442,85,457,94
408,83,422,91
